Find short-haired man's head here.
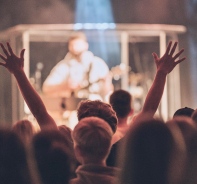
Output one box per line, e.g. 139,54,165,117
68,32,88,56
72,117,113,160
173,107,194,118
110,89,132,118
77,100,117,133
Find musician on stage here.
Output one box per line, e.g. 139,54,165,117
42,32,113,101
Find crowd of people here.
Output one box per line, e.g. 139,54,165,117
1,37,197,184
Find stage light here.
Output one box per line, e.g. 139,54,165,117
74,23,116,30
75,0,114,23
74,0,120,68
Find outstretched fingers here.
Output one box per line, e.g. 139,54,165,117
20,49,25,59
0,43,10,57
173,49,184,60
0,53,6,67
175,57,186,65
0,62,6,67
0,53,7,62
6,42,14,55
169,42,178,56
165,41,172,55
152,52,159,60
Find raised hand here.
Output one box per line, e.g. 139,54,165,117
0,42,57,129
0,42,25,74
152,41,186,74
134,41,186,120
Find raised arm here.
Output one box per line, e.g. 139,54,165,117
136,41,185,119
0,43,57,130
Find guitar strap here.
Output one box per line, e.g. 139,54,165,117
86,60,93,87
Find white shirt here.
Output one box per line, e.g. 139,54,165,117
43,51,112,100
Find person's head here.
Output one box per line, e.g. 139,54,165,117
0,128,33,184
32,130,73,184
72,117,113,164
12,119,35,145
77,100,118,133
167,116,197,150
119,118,186,184
173,107,194,118
68,32,88,56
58,125,72,142
109,89,133,119
166,116,197,184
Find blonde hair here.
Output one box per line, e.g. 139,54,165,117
72,117,113,160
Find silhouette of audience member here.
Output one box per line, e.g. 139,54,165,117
0,43,58,130
106,89,133,167
167,117,197,184
134,41,185,121
32,130,73,184
0,129,35,184
12,119,35,145
107,41,185,167
109,89,133,144
119,118,186,184
73,99,119,170
77,100,118,133
173,107,194,118
167,116,197,150
181,130,197,184
70,117,120,184
118,42,186,182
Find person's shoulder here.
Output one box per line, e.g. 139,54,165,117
93,55,106,63
60,53,73,63
84,51,103,62
53,53,73,67
92,55,108,68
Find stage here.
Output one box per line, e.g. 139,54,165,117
0,23,186,125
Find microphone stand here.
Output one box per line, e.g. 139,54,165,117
35,62,44,93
